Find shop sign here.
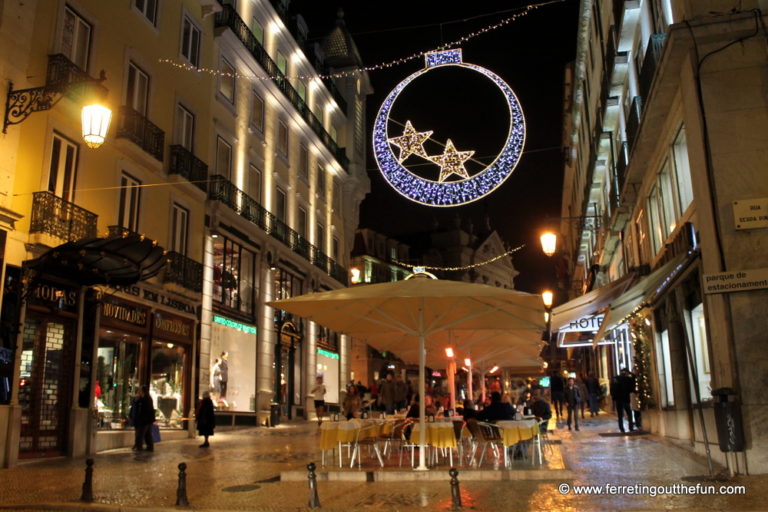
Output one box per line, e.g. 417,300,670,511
733,198,768,230
703,268,768,294
28,281,78,312
153,311,194,341
213,315,256,334
109,284,197,315
557,314,604,333
102,299,149,327
317,348,339,360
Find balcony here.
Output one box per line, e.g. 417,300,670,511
169,145,208,192
30,191,97,242
208,175,269,232
616,141,629,191
163,251,203,292
208,174,348,283
214,4,349,171
638,34,667,101
116,106,165,162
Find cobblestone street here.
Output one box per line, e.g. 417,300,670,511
1,415,766,511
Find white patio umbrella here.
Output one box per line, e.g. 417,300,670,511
267,275,545,470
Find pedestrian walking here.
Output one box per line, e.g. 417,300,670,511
564,377,581,431
550,372,565,419
611,369,635,433
577,376,589,419
196,391,215,447
310,376,327,425
130,385,156,451
585,373,601,417
394,374,408,412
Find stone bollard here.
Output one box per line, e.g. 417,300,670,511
80,458,94,502
307,462,321,508
449,467,462,509
176,462,190,507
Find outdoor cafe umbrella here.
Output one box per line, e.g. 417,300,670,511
267,275,545,470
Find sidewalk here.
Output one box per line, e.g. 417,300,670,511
1,415,767,511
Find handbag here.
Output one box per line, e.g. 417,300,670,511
151,424,162,443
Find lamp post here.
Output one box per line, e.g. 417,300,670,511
445,347,456,413
540,231,557,257
542,290,554,341
464,357,473,403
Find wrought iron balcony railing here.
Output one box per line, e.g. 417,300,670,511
626,96,643,152
30,191,98,242
169,145,208,192
638,33,667,101
208,174,347,282
163,251,203,292
214,4,349,171
116,106,165,162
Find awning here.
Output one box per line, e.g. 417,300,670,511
592,252,696,344
25,233,167,286
551,272,635,330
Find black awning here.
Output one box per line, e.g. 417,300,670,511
25,232,167,286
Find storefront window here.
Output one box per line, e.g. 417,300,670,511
95,330,143,429
213,236,256,316
211,315,257,411
656,329,675,407
688,303,711,402
316,348,339,404
150,342,186,428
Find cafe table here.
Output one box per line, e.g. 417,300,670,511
495,419,541,467
410,421,458,466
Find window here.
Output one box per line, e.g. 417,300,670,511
672,126,693,212
277,121,289,157
249,17,263,43
275,188,286,221
48,133,79,203
61,5,91,70
134,0,158,26
333,179,341,212
170,203,189,255
175,104,194,151
118,173,141,232
215,137,232,179
276,51,287,75
126,62,149,115
330,125,337,143
297,80,306,102
332,236,339,261
688,303,711,403
96,329,142,429
297,207,307,238
181,16,201,67
248,164,262,203
299,145,309,182
316,166,326,201
250,92,264,132
656,329,675,407
212,236,255,315
316,223,325,251
219,58,235,104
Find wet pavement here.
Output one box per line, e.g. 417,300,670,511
1,413,767,511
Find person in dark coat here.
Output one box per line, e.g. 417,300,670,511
478,392,514,422
131,385,155,451
197,391,216,447
564,377,582,431
612,369,635,433
531,390,553,434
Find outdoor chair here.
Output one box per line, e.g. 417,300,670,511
466,419,503,467
350,422,384,468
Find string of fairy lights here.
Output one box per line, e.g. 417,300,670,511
158,0,566,82
392,244,524,272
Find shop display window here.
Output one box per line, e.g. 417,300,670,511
150,341,187,429
95,330,142,429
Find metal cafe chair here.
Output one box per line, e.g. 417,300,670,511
349,422,384,468
466,419,503,467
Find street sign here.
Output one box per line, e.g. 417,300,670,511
703,268,768,294
733,198,768,230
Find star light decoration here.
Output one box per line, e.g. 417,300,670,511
373,49,526,207
388,121,433,162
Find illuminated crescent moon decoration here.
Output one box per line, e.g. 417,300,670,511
373,49,526,207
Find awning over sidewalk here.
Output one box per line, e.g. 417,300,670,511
592,252,696,345
551,272,635,330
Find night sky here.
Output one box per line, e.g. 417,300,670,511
294,0,580,293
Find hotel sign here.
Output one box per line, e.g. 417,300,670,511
558,314,604,333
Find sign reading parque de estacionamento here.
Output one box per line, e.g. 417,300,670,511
703,268,768,294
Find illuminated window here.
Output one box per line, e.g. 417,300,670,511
215,137,232,179
118,172,141,232
219,58,235,104
181,16,201,67
277,121,289,157
250,92,264,132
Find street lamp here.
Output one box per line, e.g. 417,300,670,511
81,104,112,148
542,290,554,341
540,231,557,257
350,267,362,284
444,347,456,412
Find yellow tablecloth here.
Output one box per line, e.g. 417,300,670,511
411,422,457,449
496,420,539,447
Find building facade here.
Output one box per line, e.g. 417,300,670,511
559,0,768,473
0,0,369,467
